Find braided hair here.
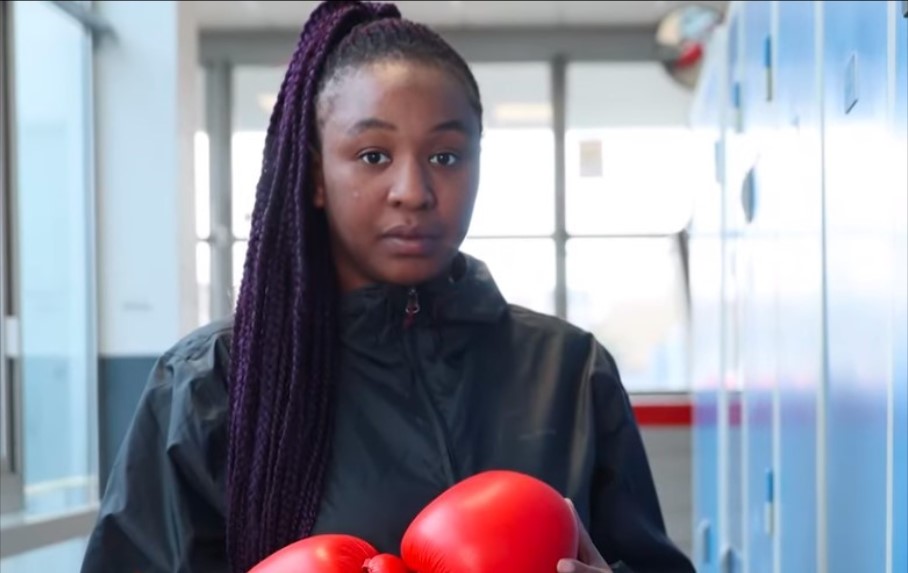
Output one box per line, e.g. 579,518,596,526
226,2,482,571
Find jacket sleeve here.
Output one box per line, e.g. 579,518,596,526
586,343,695,573
81,328,230,573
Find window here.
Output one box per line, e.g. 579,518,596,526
2,0,105,566
0,11,104,564
230,66,283,317
462,62,556,313
563,62,700,393
566,237,689,391
195,66,212,327
6,0,98,518
229,66,278,307
198,58,702,393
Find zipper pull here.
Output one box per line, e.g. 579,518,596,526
404,287,420,328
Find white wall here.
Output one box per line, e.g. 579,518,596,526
94,0,198,356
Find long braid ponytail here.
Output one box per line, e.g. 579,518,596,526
226,3,401,571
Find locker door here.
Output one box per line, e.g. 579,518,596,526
888,4,907,573
689,26,728,573
719,5,747,572
773,2,822,572
821,3,892,572
736,3,777,572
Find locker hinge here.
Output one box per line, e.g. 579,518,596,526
844,52,859,114
764,34,773,102
697,520,713,565
764,468,775,536
719,546,739,573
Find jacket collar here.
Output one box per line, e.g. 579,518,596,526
338,252,508,333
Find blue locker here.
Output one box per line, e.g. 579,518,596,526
719,5,746,570
728,1,776,571
689,25,728,573
736,2,776,572
773,1,823,572
889,4,907,573
822,2,892,572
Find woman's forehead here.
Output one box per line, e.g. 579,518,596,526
319,61,477,132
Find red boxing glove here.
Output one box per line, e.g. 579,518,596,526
364,553,413,573
249,533,409,573
401,470,579,573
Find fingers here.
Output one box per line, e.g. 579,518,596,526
557,558,613,573
564,499,609,568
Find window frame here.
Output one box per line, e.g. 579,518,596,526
0,0,25,518
1,0,110,559
198,27,693,395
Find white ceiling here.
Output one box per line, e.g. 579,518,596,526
189,0,727,31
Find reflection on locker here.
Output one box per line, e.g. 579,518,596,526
690,1,907,572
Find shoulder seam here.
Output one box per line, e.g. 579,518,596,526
163,320,234,363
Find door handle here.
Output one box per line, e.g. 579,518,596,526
719,545,739,573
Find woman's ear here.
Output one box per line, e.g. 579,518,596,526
311,148,327,208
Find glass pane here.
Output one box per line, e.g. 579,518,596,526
565,63,704,235
468,63,553,237
565,128,702,235
231,131,266,239
460,238,555,316
195,131,210,239
232,67,283,239
195,66,210,239
469,128,554,237
12,1,96,513
566,238,688,392
196,242,211,327
232,240,248,311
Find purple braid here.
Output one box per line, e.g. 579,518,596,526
226,1,483,571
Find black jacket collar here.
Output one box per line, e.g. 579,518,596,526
338,252,508,333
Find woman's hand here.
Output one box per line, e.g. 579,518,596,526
556,500,613,573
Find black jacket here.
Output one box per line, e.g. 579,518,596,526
81,254,694,573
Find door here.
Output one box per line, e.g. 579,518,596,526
689,25,728,573
719,5,747,572
821,3,892,572
888,4,907,573
737,3,777,572
773,1,823,572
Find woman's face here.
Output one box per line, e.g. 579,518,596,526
314,60,481,292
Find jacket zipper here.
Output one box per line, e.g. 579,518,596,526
402,287,459,485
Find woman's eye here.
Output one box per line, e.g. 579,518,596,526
430,152,459,167
360,151,390,165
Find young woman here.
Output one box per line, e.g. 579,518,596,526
81,2,694,572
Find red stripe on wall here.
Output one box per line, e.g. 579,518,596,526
632,402,693,427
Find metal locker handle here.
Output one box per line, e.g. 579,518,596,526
696,520,712,565
741,165,757,224
719,546,737,573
